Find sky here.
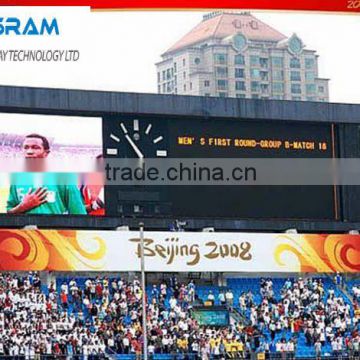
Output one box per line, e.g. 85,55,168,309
0,7,359,104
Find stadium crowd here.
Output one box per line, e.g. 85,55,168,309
0,271,358,359
237,277,360,357
0,272,106,358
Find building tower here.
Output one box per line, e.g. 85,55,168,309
156,11,329,101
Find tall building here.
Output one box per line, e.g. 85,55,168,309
156,11,329,101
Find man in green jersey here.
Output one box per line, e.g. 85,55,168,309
7,134,87,215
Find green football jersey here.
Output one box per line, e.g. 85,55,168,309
6,173,87,215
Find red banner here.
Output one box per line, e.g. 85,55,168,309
0,0,359,12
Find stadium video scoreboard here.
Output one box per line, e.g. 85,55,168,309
0,112,337,220
103,115,337,220
103,115,333,159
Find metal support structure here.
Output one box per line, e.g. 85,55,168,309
139,222,148,360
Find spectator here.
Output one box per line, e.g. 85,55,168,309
225,289,234,306
334,272,343,288
218,291,226,306
314,339,322,359
207,291,215,305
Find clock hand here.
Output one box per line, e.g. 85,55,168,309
125,134,144,159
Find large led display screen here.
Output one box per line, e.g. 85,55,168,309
103,115,337,220
0,112,337,220
0,113,104,216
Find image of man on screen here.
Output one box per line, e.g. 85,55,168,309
6,134,87,215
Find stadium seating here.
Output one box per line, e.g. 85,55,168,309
54,274,359,358
0,272,358,358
